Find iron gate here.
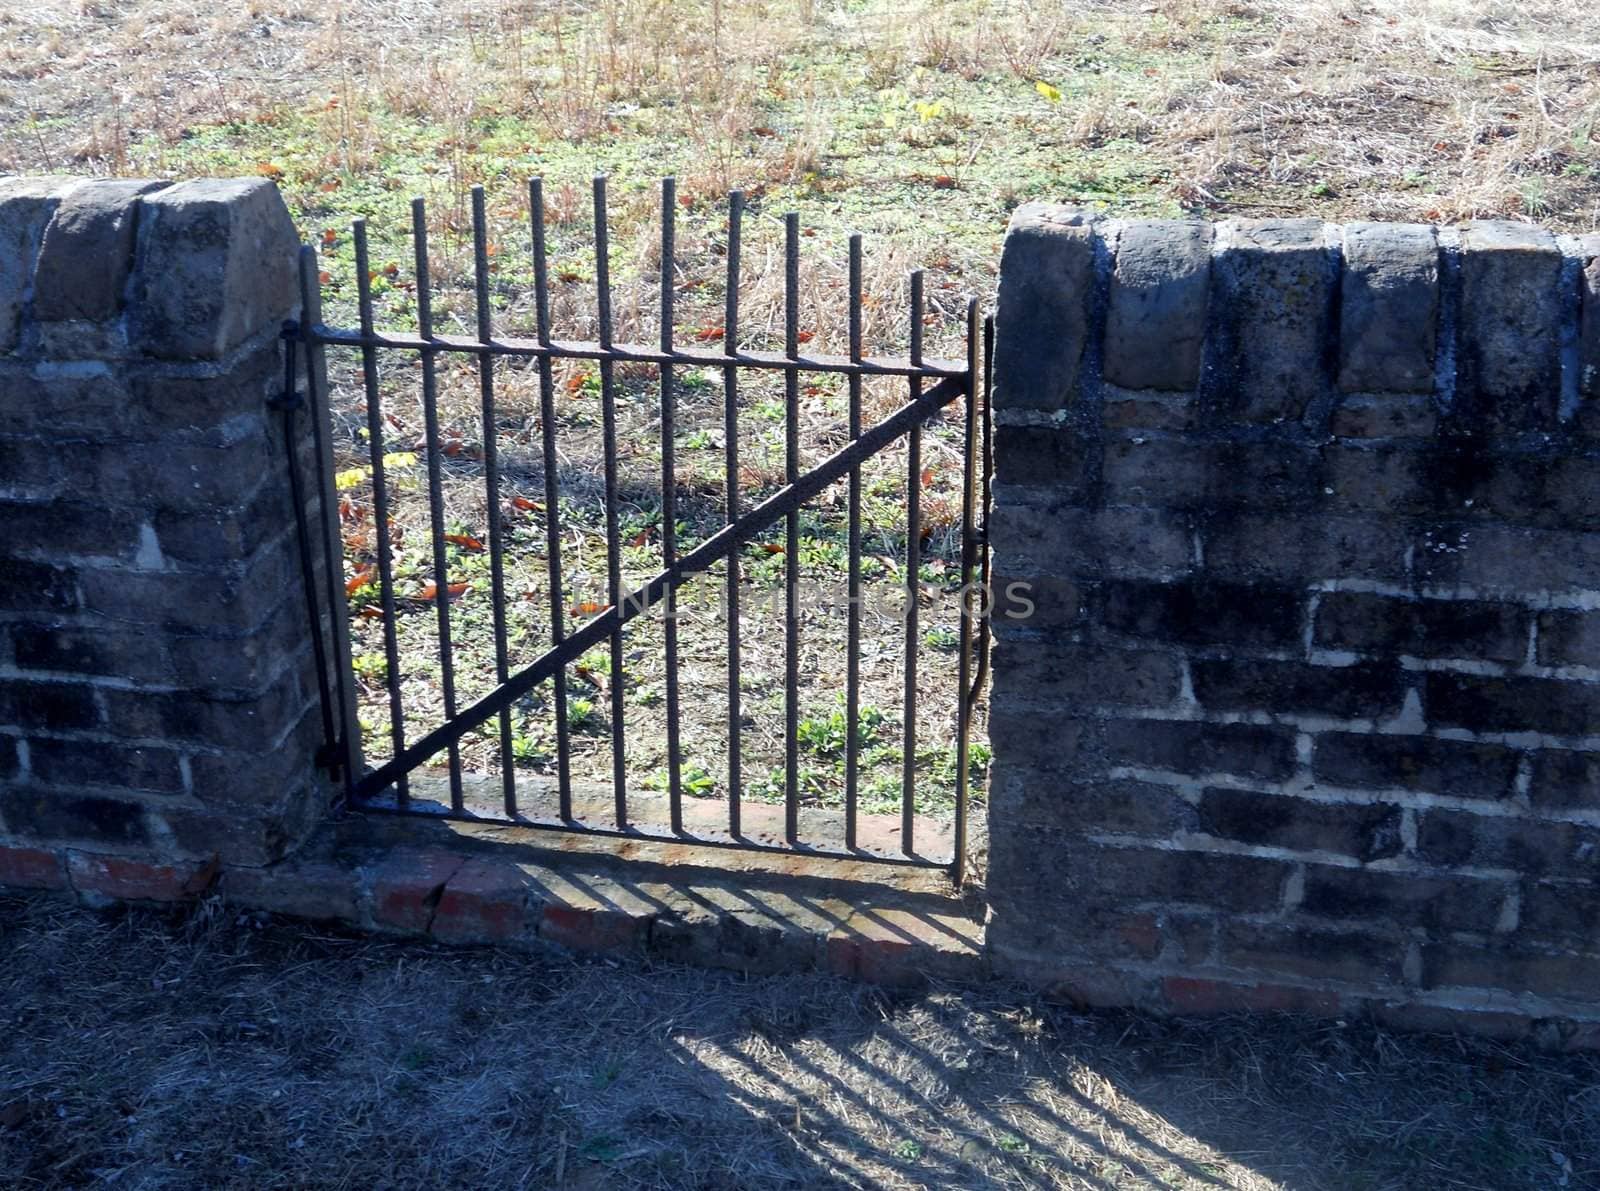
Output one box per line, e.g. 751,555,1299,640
289,177,992,883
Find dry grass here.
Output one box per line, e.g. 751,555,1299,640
3,891,1598,1189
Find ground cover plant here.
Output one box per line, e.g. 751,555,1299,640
3,0,1597,833
2,892,1599,1189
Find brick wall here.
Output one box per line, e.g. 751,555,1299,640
987,207,1600,1041
0,176,339,897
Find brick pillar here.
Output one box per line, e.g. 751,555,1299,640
0,176,337,893
985,206,1600,1042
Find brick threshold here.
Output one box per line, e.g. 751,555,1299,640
214,795,987,986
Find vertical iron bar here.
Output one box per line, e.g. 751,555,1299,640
952,298,980,886
531,178,573,819
277,332,337,764
594,175,629,830
660,177,684,833
412,200,465,813
723,191,744,836
902,271,924,855
296,246,363,801
471,185,517,817
783,212,801,845
845,234,863,852
352,220,407,805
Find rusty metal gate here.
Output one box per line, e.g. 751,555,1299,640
287,177,992,883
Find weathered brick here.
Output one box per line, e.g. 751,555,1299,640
539,901,652,953
1103,439,1322,511
1299,864,1509,932
27,738,186,794
10,624,171,683
991,638,1182,709
1312,732,1519,800
1193,658,1404,719
1416,810,1598,878
987,898,1166,962
0,844,66,890
124,347,281,436
0,680,100,732
0,434,62,497
1537,610,1600,668
985,707,1097,775
1103,717,1297,780
1104,219,1212,391
66,851,218,902
1207,219,1337,423
371,849,466,933
160,794,319,866
430,858,536,944
1199,787,1403,860
992,576,1081,628
1097,578,1303,649
989,501,1192,580
221,859,361,923
993,204,1096,412
1221,922,1407,986
153,482,295,564
130,179,301,361
1424,671,1600,738
1102,392,1195,430
32,180,167,323
98,669,306,750
1456,221,1563,431
1422,941,1600,1001
1330,395,1438,439
0,558,78,612
79,547,293,637
0,177,76,353
1529,750,1599,812
1313,592,1527,663
1338,222,1439,394
992,424,1092,494
1520,881,1600,948
168,602,306,694
1163,976,1343,1017
0,365,136,439
0,789,149,847
658,907,823,978
1203,514,1409,584
77,435,275,512
988,767,1197,836
991,833,1292,913
1415,524,1600,596
0,500,142,563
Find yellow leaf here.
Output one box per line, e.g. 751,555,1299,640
334,467,368,491
1035,80,1063,103
381,451,418,470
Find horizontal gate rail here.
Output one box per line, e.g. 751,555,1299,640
300,175,989,881
303,326,967,378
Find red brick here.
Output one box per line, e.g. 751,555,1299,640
370,849,465,933
430,858,533,945
66,852,218,902
0,844,67,890
825,934,923,986
1162,976,1344,1016
220,860,360,923
538,901,650,953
